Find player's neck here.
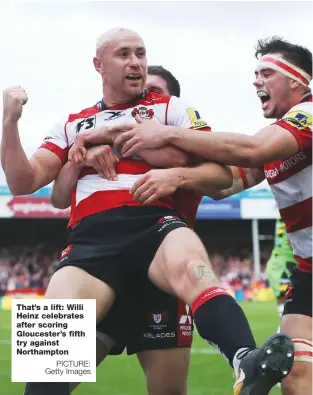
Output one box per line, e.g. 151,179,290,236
102,87,139,108
276,91,310,120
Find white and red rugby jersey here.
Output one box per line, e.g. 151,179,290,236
264,94,312,273
40,91,210,227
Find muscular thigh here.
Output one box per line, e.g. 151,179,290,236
46,266,115,321
148,227,217,305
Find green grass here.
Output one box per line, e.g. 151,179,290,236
0,302,282,395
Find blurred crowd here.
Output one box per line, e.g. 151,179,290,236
210,246,270,289
0,245,60,296
0,244,271,296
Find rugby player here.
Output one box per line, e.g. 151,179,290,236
2,29,293,395
52,66,192,395
113,36,312,395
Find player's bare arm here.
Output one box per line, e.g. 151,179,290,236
166,124,300,167
113,119,300,167
70,125,189,169
137,146,188,168
50,161,81,209
130,162,233,205
1,87,63,195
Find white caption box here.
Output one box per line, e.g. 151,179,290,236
11,299,96,382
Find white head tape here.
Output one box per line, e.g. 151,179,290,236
258,54,312,86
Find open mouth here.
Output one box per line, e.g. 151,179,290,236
125,74,142,81
257,90,271,108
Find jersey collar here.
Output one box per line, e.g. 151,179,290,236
96,90,147,111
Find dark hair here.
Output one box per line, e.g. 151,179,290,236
255,36,312,78
148,65,181,97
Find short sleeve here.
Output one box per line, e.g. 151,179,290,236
39,116,69,163
274,102,312,150
166,96,211,131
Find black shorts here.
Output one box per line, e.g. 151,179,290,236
283,268,312,317
97,280,193,355
57,206,189,296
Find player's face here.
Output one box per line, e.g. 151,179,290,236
95,34,147,100
146,74,170,95
253,66,293,119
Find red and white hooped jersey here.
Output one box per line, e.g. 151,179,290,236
40,91,211,227
264,95,312,273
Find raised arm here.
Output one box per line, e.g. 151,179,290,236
1,87,65,195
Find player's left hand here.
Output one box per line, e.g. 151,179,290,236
114,115,169,157
130,168,182,204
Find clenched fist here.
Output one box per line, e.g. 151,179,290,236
3,86,28,123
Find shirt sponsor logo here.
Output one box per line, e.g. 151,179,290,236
187,108,208,129
264,152,307,178
282,110,312,130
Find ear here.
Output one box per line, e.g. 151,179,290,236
93,56,104,75
290,79,301,91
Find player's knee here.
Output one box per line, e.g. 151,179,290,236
178,259,219,304
282,361,312,395
164,257,190,297
165,258,219,304
282,339,313,395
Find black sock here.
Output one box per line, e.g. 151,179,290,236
192,288,256,366
24,382,70,395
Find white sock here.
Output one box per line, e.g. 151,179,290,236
277,304,284,316
277,304,284,333
233,347,251,376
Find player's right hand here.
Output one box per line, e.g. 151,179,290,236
85,145,119,181
3,86,28,123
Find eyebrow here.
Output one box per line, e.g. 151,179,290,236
255,67,274,75
115,46,146,53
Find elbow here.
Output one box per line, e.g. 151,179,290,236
215,166,233,190
220,171,233,190
50,196,68,209
209,192,224,201
4,169,37,196
203,189,225,201
9,184,35,196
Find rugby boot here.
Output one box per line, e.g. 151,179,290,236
233,333,294,395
